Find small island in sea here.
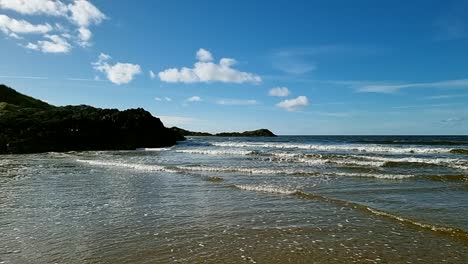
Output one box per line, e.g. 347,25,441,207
170,126,276,137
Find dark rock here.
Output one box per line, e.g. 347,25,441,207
171,126,277,137
170,126,213,136
0,84,185,154
215,129,277,137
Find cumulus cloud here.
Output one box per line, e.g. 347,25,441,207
0,0,105,50
187,96,202,102
92,53,141,85
0,14,52,38
77,26,91,44
68,0,105,27
216,99,258,105
196,48,213,62
269,87,290,97
149,70,156,79
159,49,261,84
277,96,309,111
26,34,71,53
0,0,68,16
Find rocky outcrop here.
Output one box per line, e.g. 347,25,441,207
0,84,184,154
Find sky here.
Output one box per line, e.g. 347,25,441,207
0,0,467,135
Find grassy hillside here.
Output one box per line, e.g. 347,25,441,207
0,84,184,154
0,84,52,110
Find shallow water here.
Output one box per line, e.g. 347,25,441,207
1,136,468,263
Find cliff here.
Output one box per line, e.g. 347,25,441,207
0,84,184,154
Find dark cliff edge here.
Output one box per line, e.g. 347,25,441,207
0,84,185,154
171,127,277,137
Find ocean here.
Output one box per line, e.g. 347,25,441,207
1,135,467,263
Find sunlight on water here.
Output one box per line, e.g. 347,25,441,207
1,136,468,263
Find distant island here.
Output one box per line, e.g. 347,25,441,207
0,84,276,154
171,127,277,137
0,84,184,154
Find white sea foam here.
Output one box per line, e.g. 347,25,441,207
180,165,285,175
77,159,298,175
137,147,173,151
234,184,300,195
76,159,414,179
262,151,468,170
269,152,383,167
76,159,178,173
355,156,468,171
211,142,451,154
175,149,255,156
332,172,414,180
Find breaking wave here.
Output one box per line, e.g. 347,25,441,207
175,149,255,156
211,142,453,154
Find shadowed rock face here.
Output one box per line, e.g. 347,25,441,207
171,127,277,137
0,84,184,154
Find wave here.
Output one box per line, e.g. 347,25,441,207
360,156,468,171
234,184,468,242
450,149,468,155
331,172,414,180
427,174,468,183
179,165,313,175
357,140,468,146
267,152,384,167
264,152,468,171
234,184,300,195
365,207,468,240
75,159,179,173
211,142,452,154
137,147,173,151
76,159,415,180
76,159,313,176
175,149,255,156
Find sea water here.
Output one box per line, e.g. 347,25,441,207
1,136,467,263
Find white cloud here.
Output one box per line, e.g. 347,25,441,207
159,49,261,84
77,26,91,44
0,0,68,16
0,14,52,37
187,96,202,102
149,70,156,79
158,115,198,127
92,53,141,85
26,34,71,53
216,99,258,105
0,0,105,49
196,48,213,62
357,79,468,93
269,87,290,97
154,97,173,102
67,0,105,27
277,96,309,111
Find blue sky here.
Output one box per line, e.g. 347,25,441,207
0,0,467,135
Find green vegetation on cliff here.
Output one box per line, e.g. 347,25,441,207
0,84,184,154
